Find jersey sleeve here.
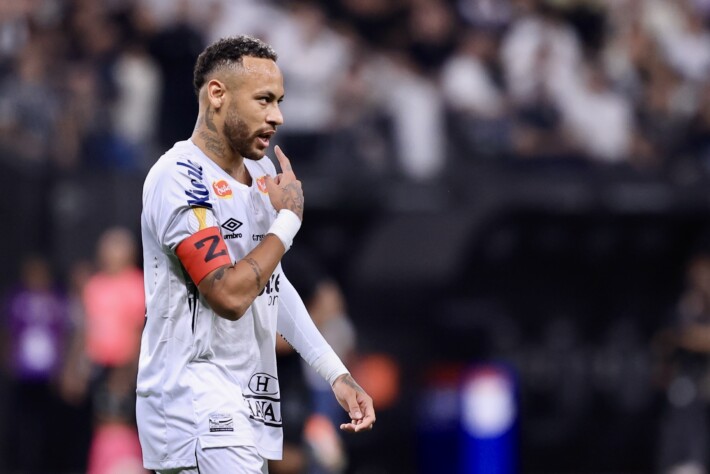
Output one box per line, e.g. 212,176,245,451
276,267,349,384
144,156,220,251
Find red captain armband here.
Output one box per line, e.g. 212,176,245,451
175,227,231,285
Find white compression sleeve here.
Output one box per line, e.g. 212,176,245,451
276,269,349,386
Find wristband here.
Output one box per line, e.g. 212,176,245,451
311,350,349,387
267,209,302,252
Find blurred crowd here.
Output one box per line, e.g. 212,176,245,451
4,0,710,182
1,228,145,474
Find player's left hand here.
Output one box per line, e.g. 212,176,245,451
332,373,376,433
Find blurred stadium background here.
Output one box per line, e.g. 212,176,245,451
4,0,710,472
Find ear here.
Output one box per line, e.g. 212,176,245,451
206,79,226,110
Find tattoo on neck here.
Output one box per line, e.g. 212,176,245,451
199,130,226,159
194,113,205,131
244,257,263,292
205,106,217,132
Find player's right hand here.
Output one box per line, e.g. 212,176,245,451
264,145,304,221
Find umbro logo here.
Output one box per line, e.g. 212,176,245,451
221,218,243,240
222,218,242,232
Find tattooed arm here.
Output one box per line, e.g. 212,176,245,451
197,235,287,321
332,373,376,432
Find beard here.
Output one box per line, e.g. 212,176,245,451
223,107,263,161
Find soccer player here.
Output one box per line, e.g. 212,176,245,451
137,35,375,474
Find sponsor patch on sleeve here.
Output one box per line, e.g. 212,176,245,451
177,159,213,209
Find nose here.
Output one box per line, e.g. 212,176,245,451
267,104,283,127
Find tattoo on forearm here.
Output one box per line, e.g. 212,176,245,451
204,265,228,292
213,266,226,281
281,183,304,217
341,374,364,393
244,257,263,291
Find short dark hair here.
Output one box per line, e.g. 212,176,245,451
193,35,278,97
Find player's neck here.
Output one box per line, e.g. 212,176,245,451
191,122,249,185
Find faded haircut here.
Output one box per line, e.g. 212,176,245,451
193,35,278,97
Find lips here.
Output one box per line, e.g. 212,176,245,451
256,130,275,148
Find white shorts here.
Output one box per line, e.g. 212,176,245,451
156,444,268,474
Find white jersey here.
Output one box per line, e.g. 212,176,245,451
138,140,295,469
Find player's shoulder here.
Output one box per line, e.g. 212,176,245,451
143,140,214,209
144,141,214,197
146,140,206,181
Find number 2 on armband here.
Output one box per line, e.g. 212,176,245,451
195,235,228,262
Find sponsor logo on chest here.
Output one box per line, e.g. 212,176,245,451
212,179,233,199
256,176,268,194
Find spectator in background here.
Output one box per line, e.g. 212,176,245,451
441,28,506,123
110,38,162,171
0,0,32,77
684,82,710,168
654,252,710,474
456,0,513,29
501,0,581,109
269,1,352,169
603,3,649,98
53,61,102,170
376,51,446,180
322,37,393,178
58,259,95,473
658,0,710,84
62,0,142,171
62,227,147,474
636,52,694,168
441,27,512,160
205,0,287,46
59,259,94,408
406,0,459,75
272,247,357,474
146,0,204,153
556,62,634,164
500,1,579,160
0,38,61,167
1,254,72,473
325,0,409,50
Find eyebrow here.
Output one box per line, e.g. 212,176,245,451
255,91,285,101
